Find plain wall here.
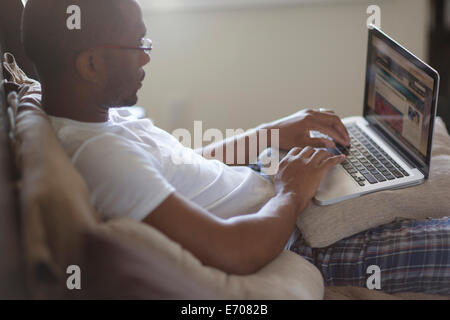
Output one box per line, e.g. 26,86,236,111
138,0,430,134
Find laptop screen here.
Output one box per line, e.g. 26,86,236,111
364,27,439,171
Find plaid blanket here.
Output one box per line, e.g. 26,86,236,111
289,217,450,295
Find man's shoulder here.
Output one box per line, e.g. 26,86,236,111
74,131,144,167
48,116,133,160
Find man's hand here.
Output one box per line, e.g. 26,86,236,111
274,146,346,212
261,108,351,151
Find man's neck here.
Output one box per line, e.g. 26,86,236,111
41,82,110,123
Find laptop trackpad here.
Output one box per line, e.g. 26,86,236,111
314,166,359,205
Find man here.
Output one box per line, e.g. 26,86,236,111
22,0,450,294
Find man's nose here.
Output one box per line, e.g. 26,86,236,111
140,51,151,66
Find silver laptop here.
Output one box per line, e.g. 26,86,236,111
314,26,440,206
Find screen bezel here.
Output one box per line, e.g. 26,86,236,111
362,26,440,178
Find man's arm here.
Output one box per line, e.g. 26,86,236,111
144,190,299,275
196,108,350,166
144,147,345,275
196,126,272,166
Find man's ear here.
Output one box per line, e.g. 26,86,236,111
75,50,105,85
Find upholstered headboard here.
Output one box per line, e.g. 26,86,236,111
0,44,27,299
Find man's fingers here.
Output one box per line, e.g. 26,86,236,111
312,149,334,164
321,154,346,169
310,121,350,147
297,146,315,158
306,137,335,149
287,147,303,157
310,111,350,146
319,117,349,145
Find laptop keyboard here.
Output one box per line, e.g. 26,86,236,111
339,124,409,187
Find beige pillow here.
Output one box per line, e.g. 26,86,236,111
101,218,325,300
12,82,324,300
297,117,450,248
12,97,99,299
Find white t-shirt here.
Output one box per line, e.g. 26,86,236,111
49,109,275,221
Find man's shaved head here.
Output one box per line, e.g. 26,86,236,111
21,0,150,119
22,0,141,77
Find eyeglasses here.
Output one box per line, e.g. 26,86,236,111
93,38,153,54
